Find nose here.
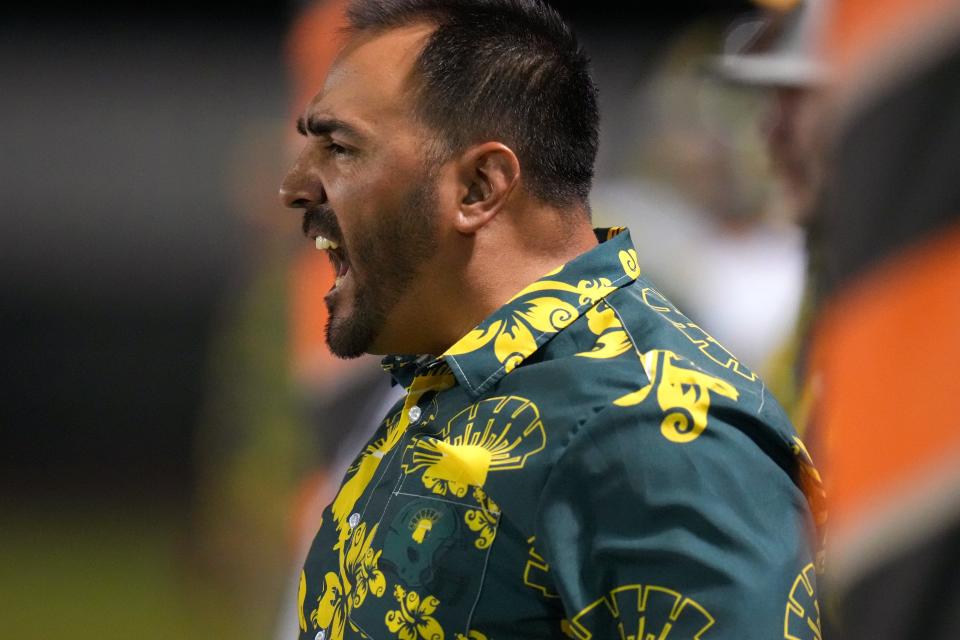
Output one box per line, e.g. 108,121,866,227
279,160,326,209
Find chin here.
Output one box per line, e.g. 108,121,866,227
325,305,386,360
325,321,368,360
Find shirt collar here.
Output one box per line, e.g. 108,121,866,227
383,228,640,394
381,353,433,389
388,226,633,397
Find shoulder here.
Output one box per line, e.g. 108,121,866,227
604,277,797,440
530,274,810,522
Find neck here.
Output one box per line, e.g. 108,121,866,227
428,201,598,354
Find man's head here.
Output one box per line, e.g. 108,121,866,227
280,0,599,358
711,0,828,221
346,0,599,206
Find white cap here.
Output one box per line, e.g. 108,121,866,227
710,0,828,88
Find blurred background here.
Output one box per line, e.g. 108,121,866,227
7,0,955,638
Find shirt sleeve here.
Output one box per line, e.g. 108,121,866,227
533,400,820,640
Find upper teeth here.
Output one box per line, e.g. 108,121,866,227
315,236,339,251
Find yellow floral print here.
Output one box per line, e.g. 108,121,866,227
309,522,387,640
298,570,308,633
606,226,626,240
577,302,633,360
312,569,350,639
332,371,456,543
464,487,501,549
641,287,757,382
385,585,445,640
618,248,641,279
455,632,488,640
346,522,387,609
444,264,630,374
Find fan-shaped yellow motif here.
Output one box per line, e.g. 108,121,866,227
419,441,494,496
614,350,739,443
402,396,546,496
784,563,821,640
568,584,714,639
523,536,559,598
641,287,756,382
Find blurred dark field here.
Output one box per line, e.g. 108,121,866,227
1,13,284,501
1,2,758,638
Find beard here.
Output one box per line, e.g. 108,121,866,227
324,173,440,359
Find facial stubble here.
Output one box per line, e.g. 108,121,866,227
325,173,440,358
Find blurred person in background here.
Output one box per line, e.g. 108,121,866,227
708,0,829,425
1,2,295,638
280,1,822,638
591,14,809,394
712,0,827,225
804,0,960,636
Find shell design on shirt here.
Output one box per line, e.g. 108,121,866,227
566,584,715,640
402,396,546,497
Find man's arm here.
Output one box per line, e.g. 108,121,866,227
534,401,820,639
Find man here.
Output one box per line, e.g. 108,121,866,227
280,1,823,638
711,0,827,223
707,0,829,429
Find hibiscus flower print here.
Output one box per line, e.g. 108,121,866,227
385,585,444,640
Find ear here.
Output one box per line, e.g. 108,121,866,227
453,142,520,234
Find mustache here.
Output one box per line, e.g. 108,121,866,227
302,206,343,241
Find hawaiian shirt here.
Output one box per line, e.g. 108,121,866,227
297,228,825,640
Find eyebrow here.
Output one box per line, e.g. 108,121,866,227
296,115,365,141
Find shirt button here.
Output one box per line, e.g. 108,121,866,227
407,406,422,423
348,512,361,529
315,631,326,640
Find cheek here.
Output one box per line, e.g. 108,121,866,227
327,159,390,210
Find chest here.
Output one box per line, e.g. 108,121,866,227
298,392,565,640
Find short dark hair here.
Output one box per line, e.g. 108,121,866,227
346,0,599,208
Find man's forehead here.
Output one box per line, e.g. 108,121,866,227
305,23,435,128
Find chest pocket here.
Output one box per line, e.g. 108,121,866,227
346,395,545,638
345,443,501,639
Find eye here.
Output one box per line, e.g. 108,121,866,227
326,142,349,157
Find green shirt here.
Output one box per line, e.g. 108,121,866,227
297,228,823,640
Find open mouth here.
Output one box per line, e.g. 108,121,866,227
315,235,350,291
